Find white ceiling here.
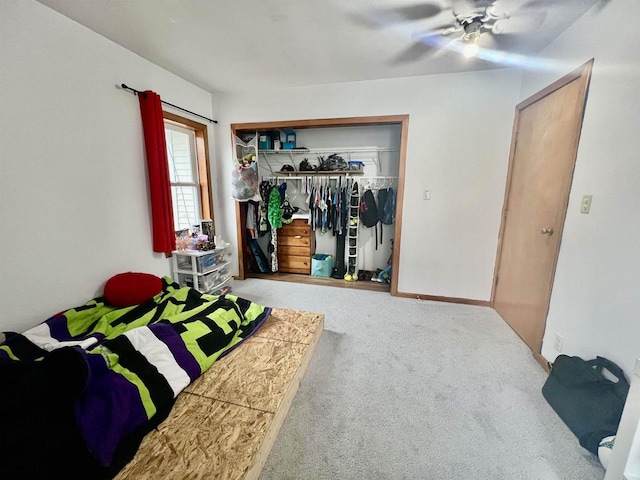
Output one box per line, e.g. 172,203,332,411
37,0,602,93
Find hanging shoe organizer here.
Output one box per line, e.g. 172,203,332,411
347,181,360,280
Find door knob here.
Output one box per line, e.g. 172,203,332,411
540,227,554,235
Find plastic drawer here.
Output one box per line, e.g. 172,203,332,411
198,264,231,291
207,277,233,296
177,268,232,293
174,244,232,274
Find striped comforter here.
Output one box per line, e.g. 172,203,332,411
0,278,270,473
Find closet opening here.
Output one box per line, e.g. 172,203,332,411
231,115,408,295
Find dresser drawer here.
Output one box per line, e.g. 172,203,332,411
278,234,311,248
279,255,311,274
279,245,310,257
280,223,312,237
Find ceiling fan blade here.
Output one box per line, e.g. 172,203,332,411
348,2,445,30
483,31,518,50
391,24,463,64
412,24,460,40
390,41,437,64
491,10,547,34
385,3,444,21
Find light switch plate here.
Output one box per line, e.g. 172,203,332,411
581,195,592,214
423,190,431,200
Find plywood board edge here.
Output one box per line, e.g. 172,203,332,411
243,315,324,480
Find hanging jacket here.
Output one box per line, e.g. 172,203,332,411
381,187,395,225
376,188,389,248
268,186,283,229
258,181,271,235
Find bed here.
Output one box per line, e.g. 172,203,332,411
0,276,323,479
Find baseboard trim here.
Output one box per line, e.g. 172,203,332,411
394,291,490,307
244,272,391,292
533,352,551,373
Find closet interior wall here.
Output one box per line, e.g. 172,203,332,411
259,125,400,273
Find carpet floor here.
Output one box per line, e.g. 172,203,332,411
231,278,604,480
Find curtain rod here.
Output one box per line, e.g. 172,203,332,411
120,83,217,124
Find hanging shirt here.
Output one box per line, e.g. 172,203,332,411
268,186,283,229
258,181,271,235
326,187,333,231
309,185,316,231
246,200,258,237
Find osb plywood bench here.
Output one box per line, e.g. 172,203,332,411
115,308,324,480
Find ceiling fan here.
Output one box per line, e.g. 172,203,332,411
353,0,607,63
437,0,513,57
389,0,549,61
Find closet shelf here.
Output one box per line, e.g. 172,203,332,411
260,147,397,155
260,146,396,172
274,170,364,175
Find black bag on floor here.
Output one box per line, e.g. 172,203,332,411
542,355,629,454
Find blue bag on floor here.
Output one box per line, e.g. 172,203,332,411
311,254,333,278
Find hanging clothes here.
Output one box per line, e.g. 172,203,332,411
340,183,349,234
327,185,334,231
376,188,389,248
314,184,321,231
258,181,271,236
246,200,259,238
268,186,283,230
319,185,329,234
270,229,279,272
267,185,284,273
333,186,340,236
381,187,396,225
309,184,317,231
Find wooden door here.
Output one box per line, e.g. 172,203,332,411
492,60,593,357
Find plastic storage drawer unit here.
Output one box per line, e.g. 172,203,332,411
172,243,233,294
175,245,231,274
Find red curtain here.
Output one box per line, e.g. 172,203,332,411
138,91,176,253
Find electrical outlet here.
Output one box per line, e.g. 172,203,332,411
581,195,593,214
423,190,431,200
554,333,564,353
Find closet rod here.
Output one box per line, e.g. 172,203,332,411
119,83,218,124
263,175,398,180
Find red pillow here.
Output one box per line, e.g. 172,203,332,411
104,272,163,308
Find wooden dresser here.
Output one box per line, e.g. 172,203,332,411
277,219,316,274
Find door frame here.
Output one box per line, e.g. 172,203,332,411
231,114,409,296
490,59,594,366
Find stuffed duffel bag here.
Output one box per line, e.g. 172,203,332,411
542,355,629,454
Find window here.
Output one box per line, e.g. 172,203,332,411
163,112,213,232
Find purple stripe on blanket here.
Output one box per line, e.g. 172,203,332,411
149,322,202,382
45,314,106,346
45,313,71,340
74,351,149,466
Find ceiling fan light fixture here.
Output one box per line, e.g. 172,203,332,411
463,37,480,58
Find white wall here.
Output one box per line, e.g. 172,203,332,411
0,0,216,332
519,0,640,374
214,69,522,301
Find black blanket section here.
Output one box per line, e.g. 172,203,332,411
0,344,171,480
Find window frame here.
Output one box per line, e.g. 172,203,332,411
163,111,214,229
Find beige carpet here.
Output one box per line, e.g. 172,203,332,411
232,278,604,480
